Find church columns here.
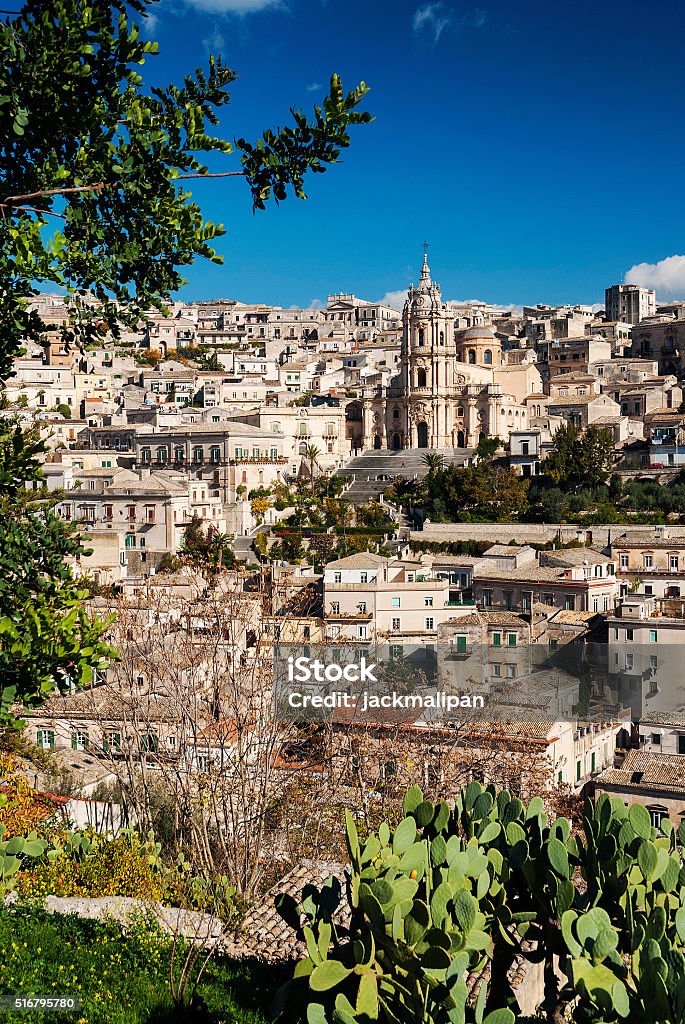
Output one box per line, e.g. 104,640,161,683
466,397,478,447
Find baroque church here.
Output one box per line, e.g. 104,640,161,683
353,253,541,450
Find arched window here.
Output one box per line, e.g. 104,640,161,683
418,328,425,345
417,368,427,387
457,406,464,417
439,331,444,346
468,350,476,364
393,408,400,419
298,421,308,435
484,349,492,365
271,422,281,433
298,441,308,454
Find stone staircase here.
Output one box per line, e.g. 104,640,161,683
335,447,474,504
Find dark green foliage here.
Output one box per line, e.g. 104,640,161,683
0,420,114,725
0,0,370,374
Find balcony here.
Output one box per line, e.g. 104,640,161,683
445,599,476,607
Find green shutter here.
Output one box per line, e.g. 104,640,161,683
456,636,467,654
493,633,501,647
48,731,55,750
576,760,581,782
591,752,596,773
71,732,77,750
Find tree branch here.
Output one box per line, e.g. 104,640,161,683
0,202,66,219
2,171,246,206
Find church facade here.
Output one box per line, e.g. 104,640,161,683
350,254,538,450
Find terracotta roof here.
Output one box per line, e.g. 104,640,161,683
597,749,685,792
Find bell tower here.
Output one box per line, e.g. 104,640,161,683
398,246,455,448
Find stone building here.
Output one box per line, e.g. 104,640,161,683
352,254,535,450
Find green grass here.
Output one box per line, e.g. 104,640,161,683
0,906,282,1024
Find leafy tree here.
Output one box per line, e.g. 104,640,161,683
545,423,614,491
303,443,322,485
0,0,369,721
0,422,115,726
421,452,445,475
0,0,370,373
475,435,503,460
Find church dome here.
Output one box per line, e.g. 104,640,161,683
461,325,498,341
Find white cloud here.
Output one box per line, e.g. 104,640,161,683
377,290,407,310
625,255,685,299
306,82,322,93
412,3,486,44
203,25,225,50
184,0,283,14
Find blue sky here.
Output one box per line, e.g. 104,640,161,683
141,0,685,308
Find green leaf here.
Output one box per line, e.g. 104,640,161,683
403,784,423,815
482,1011,515,1024
356,972,378,1019
310,960,351,992
393,816,417,856
547,837,570,878
628,803,652,840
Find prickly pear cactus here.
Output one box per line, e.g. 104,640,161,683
277,783,685,1023
274,784,515,1024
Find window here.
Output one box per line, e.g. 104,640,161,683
620,554,629,569
331,602,340,615
626,629,634,641
507,633,517,647
174,446,185,463
156,446,167,464
492,663,501,677
576,759,581,782
456,636,467,654
193,446,204,463
358,602,367,614
210,446,221,463
424,596,433,607
334,572,342,583
650,630,657,643
391,617,401,631
652,733,662,745
358,625,368,640
104,504,113,521
648,807,667,830
140,734,159,754
492,632,501,647
37,729,55,751
360,572,368,583
425,617,435,631
71,730,89,751
670,555,679,570
507,664,517,679
103,731,121,752
391,597,400,608
644,554,653,569
625,653,634,670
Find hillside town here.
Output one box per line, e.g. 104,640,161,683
6,253,685,859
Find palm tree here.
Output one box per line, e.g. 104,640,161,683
304,443,321,485
422,451,445,475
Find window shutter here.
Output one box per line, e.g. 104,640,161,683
71,732,77,750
